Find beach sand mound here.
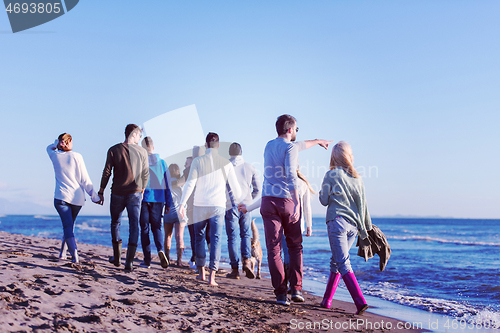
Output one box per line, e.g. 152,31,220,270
0,231,424,332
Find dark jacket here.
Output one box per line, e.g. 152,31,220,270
356,224,391,271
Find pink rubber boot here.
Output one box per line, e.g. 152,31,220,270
342,272,368,315
321,272,341,308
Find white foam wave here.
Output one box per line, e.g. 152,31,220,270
76,222,106,232
34,215,55,220
365,281,500,327
388,235,500,247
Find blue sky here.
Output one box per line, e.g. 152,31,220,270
0,1,499,218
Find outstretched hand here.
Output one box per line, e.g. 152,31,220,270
318,140,334,150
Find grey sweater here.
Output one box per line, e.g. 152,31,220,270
319,167,372,239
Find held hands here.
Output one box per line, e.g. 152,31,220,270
164,205,170,215
237,204,248,214
95,193,104,205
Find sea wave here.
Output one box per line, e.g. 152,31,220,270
365,281,500,326
76,222,107,232
34,215,56,220
388,235,500,247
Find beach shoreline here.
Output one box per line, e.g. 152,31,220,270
0,231,427,332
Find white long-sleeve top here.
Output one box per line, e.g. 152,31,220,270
47,142,100,206
180,148,242,208
229,156,260,206
247,178,312,233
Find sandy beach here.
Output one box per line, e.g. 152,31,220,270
0,231,426,332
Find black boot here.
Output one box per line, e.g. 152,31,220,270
109,240,122,267
284,263,291,294
124,245,137,272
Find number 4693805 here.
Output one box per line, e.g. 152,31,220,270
5,3,61,14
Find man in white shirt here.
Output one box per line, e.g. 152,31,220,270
225,142,260,279
179,133,242,286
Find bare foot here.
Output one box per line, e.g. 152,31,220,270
196,266,206,281
208,269,218,287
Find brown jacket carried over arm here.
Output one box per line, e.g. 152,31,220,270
356,224,391,272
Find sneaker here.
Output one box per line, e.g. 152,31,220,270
276,294,290,306
291,290,305,302
189,260,196,270
139,261,151,268
158,251,169,268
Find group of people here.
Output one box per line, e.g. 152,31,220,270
47,114,372,315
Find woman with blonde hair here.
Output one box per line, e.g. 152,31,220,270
47,133,100,263
319,141,371,315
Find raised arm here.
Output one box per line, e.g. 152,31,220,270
301,139,334,150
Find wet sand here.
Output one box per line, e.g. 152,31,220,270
0,231,426,332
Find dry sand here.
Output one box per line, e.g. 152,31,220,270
0,231,426,332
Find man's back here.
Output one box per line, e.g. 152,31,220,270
100,143,149,196
262,137,299,199
185,149,241,208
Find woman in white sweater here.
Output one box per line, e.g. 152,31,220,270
47,133,100,263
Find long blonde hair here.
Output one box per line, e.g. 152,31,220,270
297,169,317,194
329,141,360,178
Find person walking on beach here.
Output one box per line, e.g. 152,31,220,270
179,133,242,286
261,114,331,305
281,168,314,290
98,124,149,272
164,163,188,267
47,133,101,263
319,141,370,315
224,142,260,280
239,168,315,288
138,136,172,269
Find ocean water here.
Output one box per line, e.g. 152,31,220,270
1,215,499,332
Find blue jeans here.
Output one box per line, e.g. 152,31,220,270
327,216,358,276
194,206,224,271
110,192,142,247
54,199,82,240
140,201,164,262
225,207,251,268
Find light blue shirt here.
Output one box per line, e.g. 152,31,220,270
262,138,305,199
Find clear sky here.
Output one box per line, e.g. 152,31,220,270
0,1,499,218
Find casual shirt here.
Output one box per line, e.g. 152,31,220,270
47,142,99,206
142,153,173,207
180,148,242,208
262,138,306,199
319,167,372,239
229,156,260,207
100,143,149,196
